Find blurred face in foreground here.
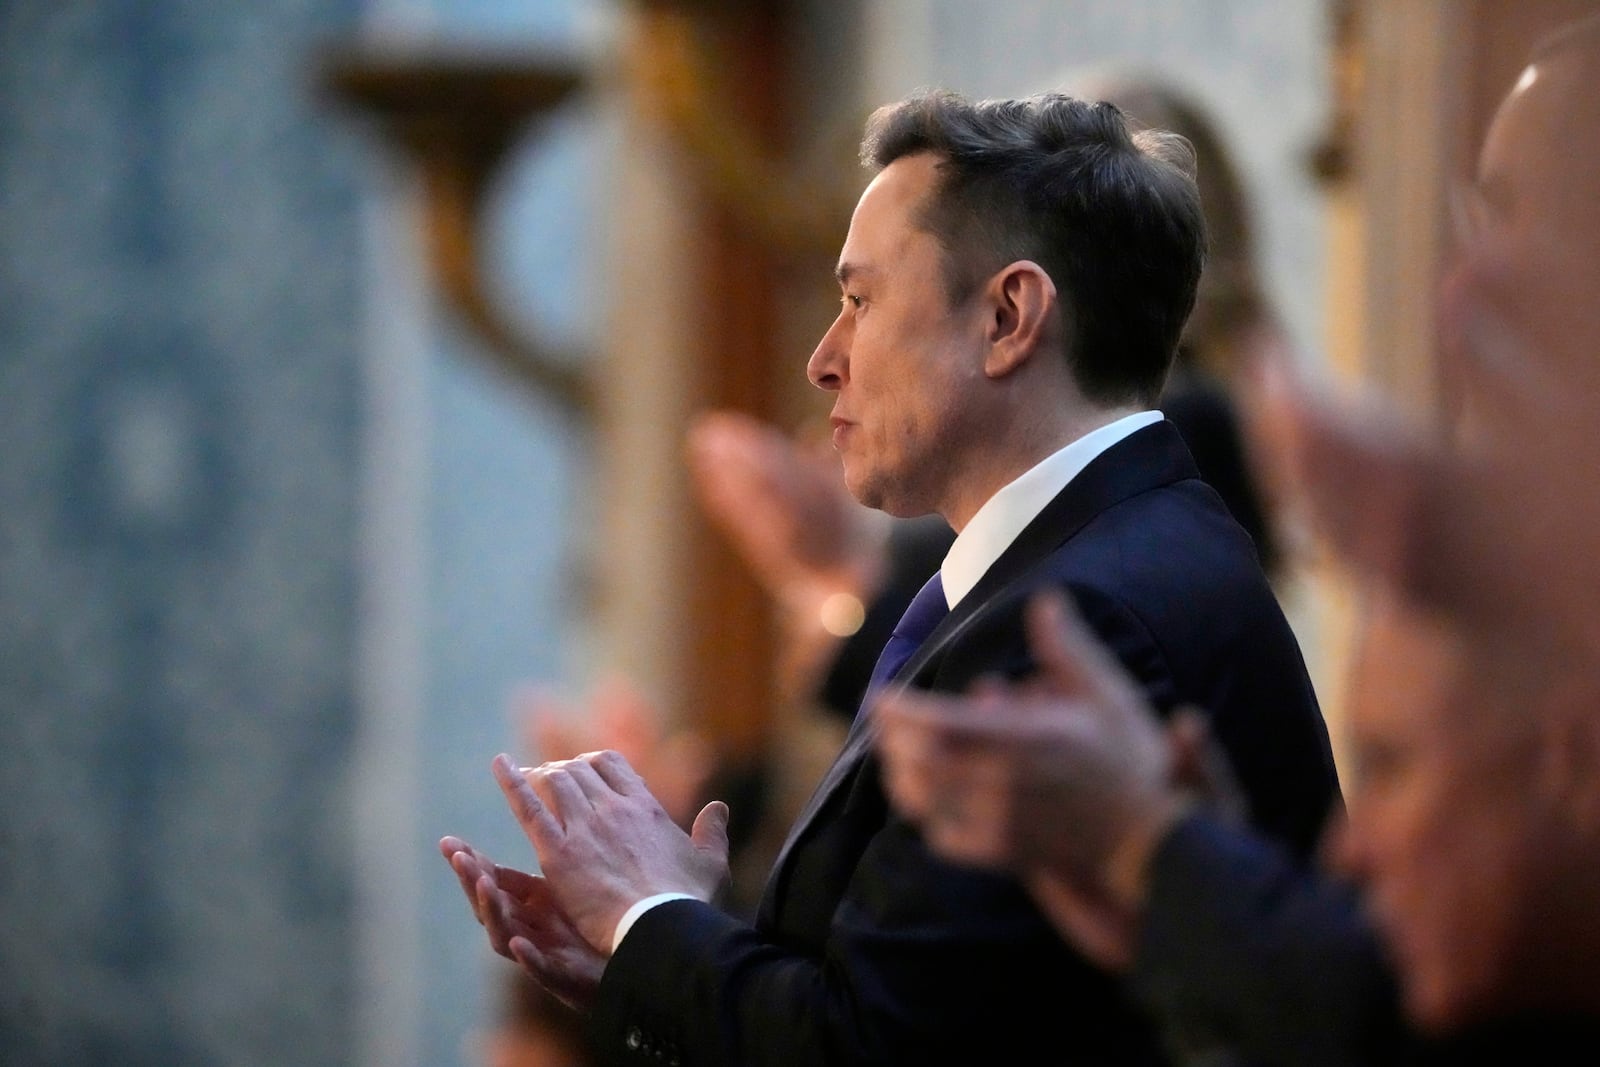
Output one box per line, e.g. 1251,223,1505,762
1331,599,1559,1031
1332,39,1600,1032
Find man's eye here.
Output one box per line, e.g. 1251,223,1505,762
843,294,863,309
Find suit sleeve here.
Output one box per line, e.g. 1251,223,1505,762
588,835,1167,1067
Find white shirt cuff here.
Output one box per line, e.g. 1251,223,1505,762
612,892,698,953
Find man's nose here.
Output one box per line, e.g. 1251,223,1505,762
807,314,848,391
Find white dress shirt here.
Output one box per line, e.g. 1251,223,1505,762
941,410,1163,607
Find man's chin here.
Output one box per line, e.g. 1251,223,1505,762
841,469,884,513
843,468,935,519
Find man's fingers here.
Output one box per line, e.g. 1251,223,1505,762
537,757,612,807
477,875,516,958
919,753,1012,870
877,689,1013,825
1165,707,1249,824
453,859,487,924
507,937,599,1013
492,753,563,840
874,683,981,735
450,849,484,890
583,748,653,797
441,839,492,922
441,836,494,870
876,682,1026,752
875,691,957,821
493,864,545,903
690,800,730,862
508,935,545,976
924,820,991,866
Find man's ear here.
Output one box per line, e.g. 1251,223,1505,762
982,260,1057,379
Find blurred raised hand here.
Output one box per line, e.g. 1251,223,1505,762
685,409,893,698
1243,313,1600,667
516,676,716,831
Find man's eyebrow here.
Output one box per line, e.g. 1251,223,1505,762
834,262,875,286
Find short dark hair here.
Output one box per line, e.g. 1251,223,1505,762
861,89,1206,406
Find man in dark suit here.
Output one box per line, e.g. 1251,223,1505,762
442,89,1339,1067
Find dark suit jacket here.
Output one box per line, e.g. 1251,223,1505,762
1134,813,1404,1067
587,421,1341,1067
1135,814,1600,1067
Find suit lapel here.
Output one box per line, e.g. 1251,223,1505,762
758,422,1198,923
897,419,1199,685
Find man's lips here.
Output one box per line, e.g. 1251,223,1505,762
830,415,853,449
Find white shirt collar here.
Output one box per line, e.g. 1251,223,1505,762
939,410,1164,608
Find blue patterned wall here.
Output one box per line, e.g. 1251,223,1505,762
1,1,363,1063
0,0,603,1060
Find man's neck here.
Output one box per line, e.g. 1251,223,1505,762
942,404,1145,531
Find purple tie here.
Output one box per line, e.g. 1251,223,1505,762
861,570,948,713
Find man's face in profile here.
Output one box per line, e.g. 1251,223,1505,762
807,152,993,522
